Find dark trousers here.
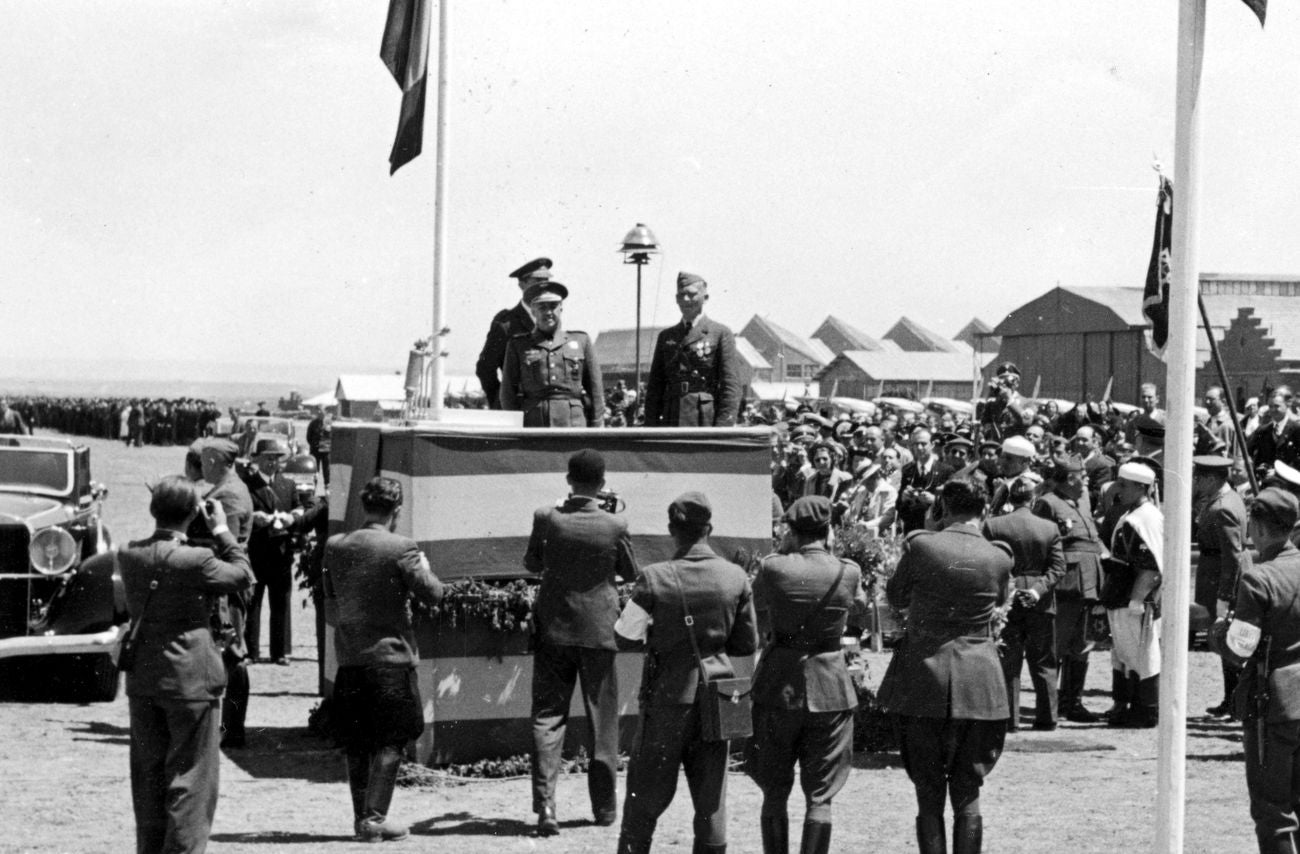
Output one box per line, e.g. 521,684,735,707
620,703,729,848
530,642,619,818
1055,597,1091,704
1245,718,1300,851
246,563,293,661
749,705,854,825
899,715,1006,819
129,696,221,854
1001,608,1058,727
313,451,330,486
222,657,249,742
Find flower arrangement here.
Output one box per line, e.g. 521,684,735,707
419,578,537,633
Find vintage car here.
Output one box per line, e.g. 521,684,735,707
234,415,300,458
0,435,124,701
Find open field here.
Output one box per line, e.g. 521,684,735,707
1,431,1261,853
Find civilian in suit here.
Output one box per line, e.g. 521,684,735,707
1250,387,1300,476
187,438,254,749
892,428,954,533
644,272,741,427
614,492,759,854
1072,425,1114,508
306,410,332,486
499,282,605,427
750,496,867,854
123,476,254,854
475,257,552,409
324,476,444,842
1194,455,1252,719
878,478,1013,854
525,449,638,835
242,438,303,665
983,475,1066,730
1033,455,1107,723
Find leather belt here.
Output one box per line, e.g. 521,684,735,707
678,382,710,396
773,635,841,654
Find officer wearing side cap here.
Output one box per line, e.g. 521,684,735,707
475,257,553,409
644,272,741,428
614,492,758,854
499,281,605,427
1213,488,1300,854
750,496,867,854
1194,454,1252,720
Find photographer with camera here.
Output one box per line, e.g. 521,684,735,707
122,475,254,854
977,362,1030,441
524,449,638,835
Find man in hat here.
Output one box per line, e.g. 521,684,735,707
879,478,1013,854
1213,487,1300,854
242,437,305,666
988,435,1038,517
614,492,758,854
475,257,554,409
749,496,867,854
499,281,605,427
189,438,255,748
1194,455,1252,719
944,435,975,470
525,450,637,835
1034,454,1107,723
978,362,1029,440
644,272,741,428
1104,461,1164,728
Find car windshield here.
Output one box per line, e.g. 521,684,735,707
0,448,73,496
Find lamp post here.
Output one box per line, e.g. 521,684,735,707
619,223,660,408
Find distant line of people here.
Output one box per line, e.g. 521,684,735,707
3,394,221,446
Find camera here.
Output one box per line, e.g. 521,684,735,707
203,499,217,516
596,489,624,514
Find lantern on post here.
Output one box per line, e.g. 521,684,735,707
618,223,660,408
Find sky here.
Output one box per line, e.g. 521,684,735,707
2,0,1299,390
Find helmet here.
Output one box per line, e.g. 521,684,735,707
283,454,318,475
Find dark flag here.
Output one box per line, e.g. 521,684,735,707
1242,0,1267,26
381,0,432,174
1143,176,1173,356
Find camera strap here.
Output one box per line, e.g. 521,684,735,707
121,552,163,651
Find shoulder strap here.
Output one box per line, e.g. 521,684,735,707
789,561,847,644
122,550,164,643
668,562,708,678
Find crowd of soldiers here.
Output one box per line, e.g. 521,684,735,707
2,394,222,445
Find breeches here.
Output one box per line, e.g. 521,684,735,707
621,704,729,847
748,704,854,825
1245,719,1300,844
1054,596,1093,661
899,715,1006,819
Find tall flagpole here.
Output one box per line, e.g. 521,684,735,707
1155,0,1204,850
429,0,450,417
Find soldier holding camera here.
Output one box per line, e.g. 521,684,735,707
524,449,638,836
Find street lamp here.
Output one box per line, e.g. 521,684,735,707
619,223,660,409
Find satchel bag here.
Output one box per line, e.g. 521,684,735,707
1098,556,1136,610
118,556,162,673
671,564,754,742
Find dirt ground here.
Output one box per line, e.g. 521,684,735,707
1,432,1263,853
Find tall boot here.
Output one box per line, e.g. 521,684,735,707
345,750,370,824
916,815,947,854
952,815,983,854
358,745,409,842
1135,675,1159,728
1105,669,1131,727
1062,658,1098,723
760,812,790,854
692,842,726,853
798,821,832,854
1258,829,1299,854
617,834,652,854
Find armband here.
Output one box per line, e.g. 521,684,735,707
1226,620,1262,658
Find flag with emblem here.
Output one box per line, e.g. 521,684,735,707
1142,176,1173,356
380,0,432,174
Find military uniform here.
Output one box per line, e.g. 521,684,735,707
615,535,758,853
525,493,637,827
878,523,1013,854
500,326,604,427
121,526,254,854
983,506,1066,729
750,527,866,854
644,315,741,427
476,257,551,409
1197,476,1251,715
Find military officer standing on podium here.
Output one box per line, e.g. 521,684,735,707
524,449,638,836
476,257,553,408
499,281,605,427
1194,454,1252,719
750,495,866,854
878,478,1013,854
1214,488,1300,854
644,272,741,427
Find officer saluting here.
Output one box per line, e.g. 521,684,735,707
1214,488,1300,854
644,272,741,427
499,281,604,427
476,257,553,409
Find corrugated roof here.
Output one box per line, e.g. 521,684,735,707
883,316,960,352
812,316,882,351
826,351,994,383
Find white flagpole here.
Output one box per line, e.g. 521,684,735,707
429,0,450,417
1155,0,1204,850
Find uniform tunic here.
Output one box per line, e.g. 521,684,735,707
1195,483,1251,614
644,315,741,427
1033,489,1105,660
476,302,534,410
499,326,604,427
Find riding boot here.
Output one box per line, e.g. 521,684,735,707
1258,830,1299,854
345,749,369,823
358,745,409,842
952,815,983,854
760,812,790,854
916,815,947,854
692,842,726,854
1062,657,1098,722
798,821,832,854
617,834,652,854
1105,669,1131,727
1135,675,1159,728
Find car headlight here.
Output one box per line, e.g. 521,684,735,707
29,527,78,575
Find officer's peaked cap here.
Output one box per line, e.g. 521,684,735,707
523,281,568,305
509,257,553,280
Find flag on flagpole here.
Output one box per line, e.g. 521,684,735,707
1242,0,1267,25
1143,176,1173,356
380,0,433,174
